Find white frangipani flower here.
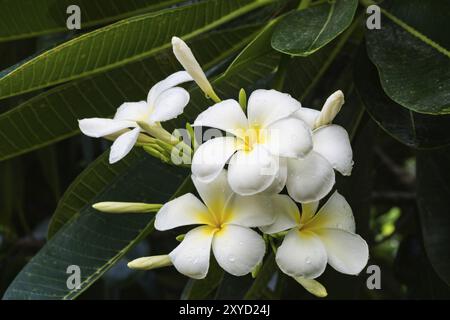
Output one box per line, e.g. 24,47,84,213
285,90,353,203
191,89,313,196
154,170,276,279
78,71,193,164
172,36,220,103
262,191,369,279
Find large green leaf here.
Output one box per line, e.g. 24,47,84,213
355,44,450,149
271,0,357,56
0,25,260,161
0,0,272,100
417,147,450,286
365,0,450,114
3,152,187,300
3,50,279,299
0,0,185,43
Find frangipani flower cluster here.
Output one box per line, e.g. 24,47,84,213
87,36,369,297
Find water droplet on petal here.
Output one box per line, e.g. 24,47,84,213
305,257,311,264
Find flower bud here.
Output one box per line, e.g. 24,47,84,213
314,90,345,128
127,255,172,270
294,276,328,298
92,202,162,214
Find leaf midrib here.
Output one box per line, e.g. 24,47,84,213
306,1,335,53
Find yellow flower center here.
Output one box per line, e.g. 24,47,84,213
196,202,234,230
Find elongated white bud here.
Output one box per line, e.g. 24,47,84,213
294,276,328,298
172,36,220,103
92,202,162,213
127,255,172,270
314,90,345,129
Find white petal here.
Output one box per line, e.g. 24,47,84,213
192,137,239,183
191,170,233,220
78,118,135,138
265,117,312,158
114,101,149,122
228,145,278,196
154,193,210,231
263,157,287,195
313,125,353,176
169,225,215,279
193,99,247,137
150,87,190,122
260,194,300,234
293,107,320,128
212,225,265,276
224,194,275,228
147,71,193,106
286,152,335,203
109,127,140,163
306,191,355,233
300,201,319,224
314,228,369,275
276,229,327,279
247,89,301,128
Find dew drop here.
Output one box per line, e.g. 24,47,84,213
305,257,311,264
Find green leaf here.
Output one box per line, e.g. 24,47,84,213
365,0,450,114
0,0,272,100
271,0,357,56
0,0,185,43
4,47,279,299
355,44,450,149
282,18,358,102
417,146,450,286
0,25,260,161
3,152,187,300
223,17,279,75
